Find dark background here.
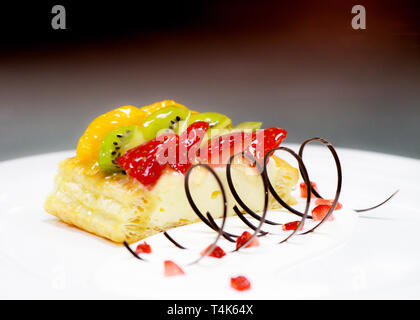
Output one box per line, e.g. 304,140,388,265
0,0,419,161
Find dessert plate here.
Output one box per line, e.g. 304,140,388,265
0,145,419,299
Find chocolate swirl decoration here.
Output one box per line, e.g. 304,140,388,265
166,163,230,265
262,146,312,242
125,136,398,262
226,152,269,251
297,137,342,234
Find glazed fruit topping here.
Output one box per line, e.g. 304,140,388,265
164,260,185,277
199,127,287,166
170,121,209,174
236,231,260,249
118,122,209,185
200,244,226,259
118,124,287,186
282,220,304,231
230,276,251,291
135,242,152,254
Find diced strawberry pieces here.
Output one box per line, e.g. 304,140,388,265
312,205,335,221
231,276,251,291
300,181,319,198
282,220,304,231
315,198,343,210
236,231,260,249
200,244,226,259
164,260,185,277
135,242,152,254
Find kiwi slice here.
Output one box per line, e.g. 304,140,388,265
98,125,145,173
141,106,191,141
188,112,232,130
234,121,262,131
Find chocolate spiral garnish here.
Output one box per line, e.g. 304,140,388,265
185,163,228,265
233,206,269,236
353,190,399,213
297,137,342,234
123,241,146,261
125,134,397,268
263,146,312,243
163,231,187,249
226,152,281,226
225,152,270,251
205,213,237,241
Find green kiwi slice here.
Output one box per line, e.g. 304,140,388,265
187,112,232,130
141,106,191,141
98,125,145,173
234,121,262,131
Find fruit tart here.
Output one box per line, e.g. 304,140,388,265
44,100,299,243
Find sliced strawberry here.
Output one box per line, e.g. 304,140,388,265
117,138,166,186
300,181,319,198
236,231,260,249
199,127,287,166
282,220,304,231
199,131,246,165
231,276,251,291
315,198,343,210
246,127,287,164
135,242,152,254
312,205,335,221
200,244,226,259
164,260,185,277
171,121,209,174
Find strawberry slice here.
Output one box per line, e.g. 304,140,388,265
236,231,260,249
231,276,251,291
199,131,246,165
171,121,209,174
312,205,335,221
200,244,226,259
300,181,319,198
282,220,304,231
315,198,343,210
246,127,287,164
199,127,287,166
164,260,185,277
135,242,152,254
117,137,167,186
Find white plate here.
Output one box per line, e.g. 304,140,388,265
0,145,419,299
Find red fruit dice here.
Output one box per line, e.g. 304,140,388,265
171,121,209,174
315,198,343,210
300,181,319,198
135,242,152,254
236,231,260,250
200,244,226,259
282,220,304,231
231,276,251,291
312,205,335,221
164,260,185,277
